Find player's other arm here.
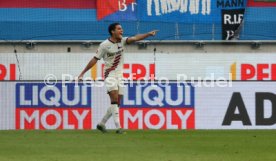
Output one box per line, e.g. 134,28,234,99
78,57,98,80
78,44,106,80
126,30,158,44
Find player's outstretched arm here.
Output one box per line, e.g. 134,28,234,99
126,30,158,44
78,57,98,80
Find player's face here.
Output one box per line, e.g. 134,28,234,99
113,25,123,40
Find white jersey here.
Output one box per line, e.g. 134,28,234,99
95,37,128,79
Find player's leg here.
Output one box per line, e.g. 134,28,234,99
99,92,123,126
114,80,126,134
118,94,123,107
118,76,125,108
97,77,118,133
98,104,112,131
114,94,126,134
108,90,122,130
98,77,116,126
97,91,119,133
97,76,124,133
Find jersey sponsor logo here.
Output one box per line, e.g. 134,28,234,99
120,83,195,129
231,63,276,80
15,83,92,130
107,53,116,57
107,50,123,57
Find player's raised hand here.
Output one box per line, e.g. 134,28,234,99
149,30,159,36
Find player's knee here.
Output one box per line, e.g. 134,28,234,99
111,96,118,103
109,92,119,103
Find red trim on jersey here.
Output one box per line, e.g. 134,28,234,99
126,37,130,44
108,38,116,44
104,54,121,78
113,55,121,62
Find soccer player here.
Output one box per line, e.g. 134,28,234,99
78,23,158,134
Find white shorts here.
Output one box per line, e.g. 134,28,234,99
104,76,125,95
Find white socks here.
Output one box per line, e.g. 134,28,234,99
100,106,112,126
100,104,121,129
111,104,121,129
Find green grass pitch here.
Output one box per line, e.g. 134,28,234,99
0,130,275,161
